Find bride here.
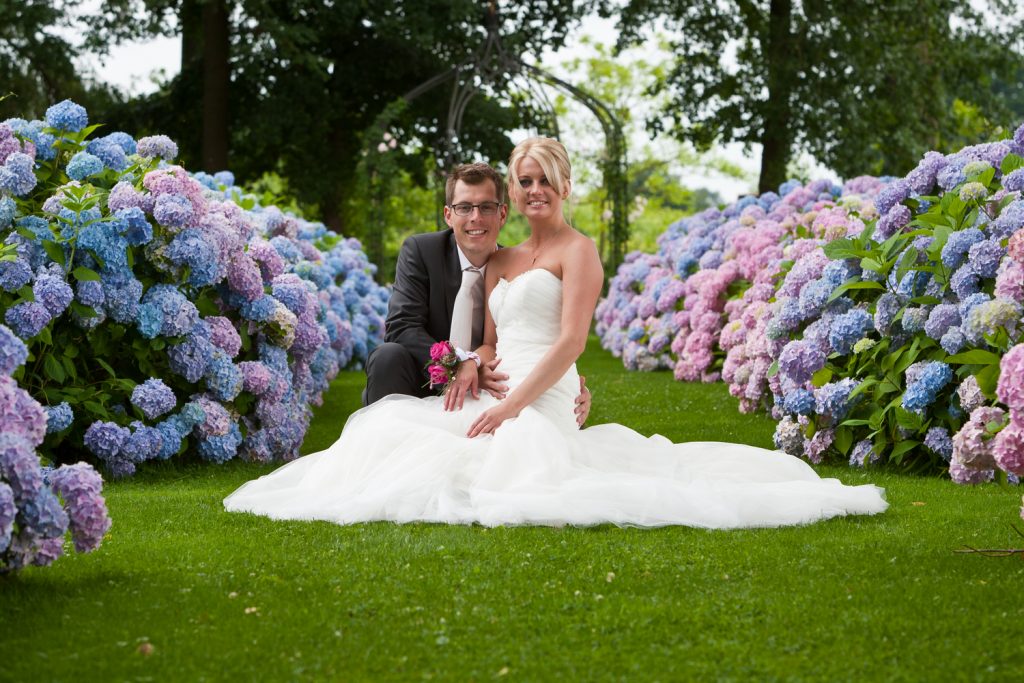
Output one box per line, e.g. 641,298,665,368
224,137,887,528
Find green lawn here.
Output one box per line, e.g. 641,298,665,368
3,338,1024,681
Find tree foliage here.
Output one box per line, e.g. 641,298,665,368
87,0,594,251
610,0,1024,192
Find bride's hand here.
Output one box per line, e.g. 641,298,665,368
466,400,521,438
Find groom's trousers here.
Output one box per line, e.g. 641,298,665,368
362,342,434,406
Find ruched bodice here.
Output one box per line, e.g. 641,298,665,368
225,268,887,529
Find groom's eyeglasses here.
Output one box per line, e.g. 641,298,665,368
449,202,501,216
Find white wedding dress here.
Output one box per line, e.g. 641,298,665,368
224,269,887,528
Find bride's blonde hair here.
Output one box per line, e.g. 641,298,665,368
507,137,572,221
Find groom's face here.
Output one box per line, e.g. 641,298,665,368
444,179,507,268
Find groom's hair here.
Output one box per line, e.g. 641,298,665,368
445,163,506,205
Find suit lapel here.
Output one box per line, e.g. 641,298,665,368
443,230,462,328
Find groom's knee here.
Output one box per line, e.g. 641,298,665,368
364,342,422,404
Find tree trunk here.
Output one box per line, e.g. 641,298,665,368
758,0,793,194
202,0,230,172
180,0,202,73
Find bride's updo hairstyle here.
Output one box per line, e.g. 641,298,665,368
507,137,572,219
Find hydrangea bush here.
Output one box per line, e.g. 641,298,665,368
1,101,388,484
596,122,1024,512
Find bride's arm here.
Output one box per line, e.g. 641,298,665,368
443,254,502,411
467,237,603,436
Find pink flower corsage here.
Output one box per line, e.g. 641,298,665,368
425,341,459,392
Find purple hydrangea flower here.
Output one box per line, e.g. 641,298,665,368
19,486,69,538
153,193,193,228
849,439,880,467
136,135,178,159
0,433,43,502
967,239,1004,279
75,279,105,309
207,316,242,357
0,482,14,553
873,293,901,335
192,396,231,437
32,272,73,318
0,324,28,376
83,421,131,460
49,462,111,553
924,304,961,341
239,361,272,396
0,152,37,196
924,427,953,461
778,340,826,387
130,379,177,420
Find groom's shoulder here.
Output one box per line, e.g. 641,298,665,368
403,228,453,253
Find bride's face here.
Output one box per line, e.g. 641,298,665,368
513,156,568,223
444,179,507,267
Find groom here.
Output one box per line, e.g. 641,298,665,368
364,162,591,426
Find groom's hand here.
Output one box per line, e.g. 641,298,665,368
479,358,509,400
574,375,592,427
444,360,480,412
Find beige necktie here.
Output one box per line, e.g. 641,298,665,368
450,267,482,350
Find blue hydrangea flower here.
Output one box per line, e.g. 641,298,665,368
874,179,910,215
940,326,966,354
0,196,15,228
4,301,50,339
19,487,68,538
123,422,164,462
949,264,980,300
130,378,176,420
75,279,104,308
166,228,221,286
197,423,242,464
213,171,234,187
102,274,143,323
937,166,966,191
900,307,928,334
783,389,816,416
66,152,104,181
114,207,153,246
941,228,984,269
44,99,88,132
45,402,73,433
902,361,953,412
154,415,191,460
0,256,31,293
990,201,1024,241
85,138,128,171
103,131,137,155
204,351,243,402
1003,168,1024,193
141,284,198,337
828,308,872,355
815,378,861,425
241,295,277,322
168,333,214,382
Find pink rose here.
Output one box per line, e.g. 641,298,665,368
429,341,453,361
428,364,449,387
